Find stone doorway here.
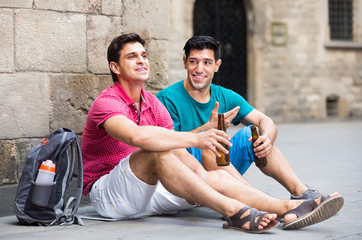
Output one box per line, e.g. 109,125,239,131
193,0,248,99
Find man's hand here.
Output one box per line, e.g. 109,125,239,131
243,110,277,159
208,102,240,129
224,105,240,128
248,132,273,158
196,128,232,157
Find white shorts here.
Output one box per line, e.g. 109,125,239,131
89,155,194,219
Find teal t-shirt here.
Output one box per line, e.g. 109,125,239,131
156,80,254,132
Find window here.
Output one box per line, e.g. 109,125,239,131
329,0,353,41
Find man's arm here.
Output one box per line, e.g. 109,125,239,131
201,109,276,175
241,109,277,158
191,102,240,133
103,114,231,156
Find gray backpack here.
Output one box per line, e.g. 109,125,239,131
14,128,84,225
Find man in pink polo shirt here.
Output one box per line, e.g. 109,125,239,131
81,33,343,233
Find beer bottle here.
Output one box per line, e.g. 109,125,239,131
250,125,268,168
216,113,230,166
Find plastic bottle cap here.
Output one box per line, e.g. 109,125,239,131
39,160,56,173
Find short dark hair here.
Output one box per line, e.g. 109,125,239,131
183,36,221,60
107,33,146,82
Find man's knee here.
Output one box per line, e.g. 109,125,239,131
131,149,173,169
135,149,172,158
205,169,230,186
129,150,175,184
212,169,230,178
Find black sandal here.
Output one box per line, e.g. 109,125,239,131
223,206,279,234
283,195,344,230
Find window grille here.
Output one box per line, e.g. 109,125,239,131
326,95,339,117
329,0,353,41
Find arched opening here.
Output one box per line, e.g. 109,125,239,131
326,94,339,117
193,0,248,99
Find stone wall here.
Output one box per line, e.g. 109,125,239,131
0,0,170,186
261,0,362,122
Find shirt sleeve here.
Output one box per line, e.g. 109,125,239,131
224,89,254,124
91,95,129,130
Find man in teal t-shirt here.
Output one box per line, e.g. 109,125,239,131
157,35,322,200
157,80,256,175
158,80,253,132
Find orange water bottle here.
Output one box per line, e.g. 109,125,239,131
35,160,56,184
32,160,56,206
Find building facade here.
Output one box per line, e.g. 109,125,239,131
169,0,362,122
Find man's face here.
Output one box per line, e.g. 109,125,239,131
183,48,221,90
114,41,149,83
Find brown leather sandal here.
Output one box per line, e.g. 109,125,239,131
283,195,344,230
223,206,279,234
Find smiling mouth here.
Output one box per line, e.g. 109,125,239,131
193,74,206,80
136,67,148,72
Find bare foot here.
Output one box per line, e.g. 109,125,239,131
240,209,278,230
225,207,279,232
257,213,278,229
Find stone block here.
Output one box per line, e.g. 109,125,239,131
0,0,32,8
87,15,122,74
0,9,14,73
0,73,50,139
33,0,101,14
356,64,362,85
350,103,362,118
145,39,169,90
49,74,113,133
97,74,114,91
0,141,17,184
15,9,87,72
0,138,39,185
101,0,123,16
122,0,169,39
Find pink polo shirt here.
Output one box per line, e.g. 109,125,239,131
81,82,173,195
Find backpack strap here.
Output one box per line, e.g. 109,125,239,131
53,128,68,161
54,197,84,226
51,133,84,226
72,136,83,223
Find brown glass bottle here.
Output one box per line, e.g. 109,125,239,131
250,125,268,168
216,113,230,166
